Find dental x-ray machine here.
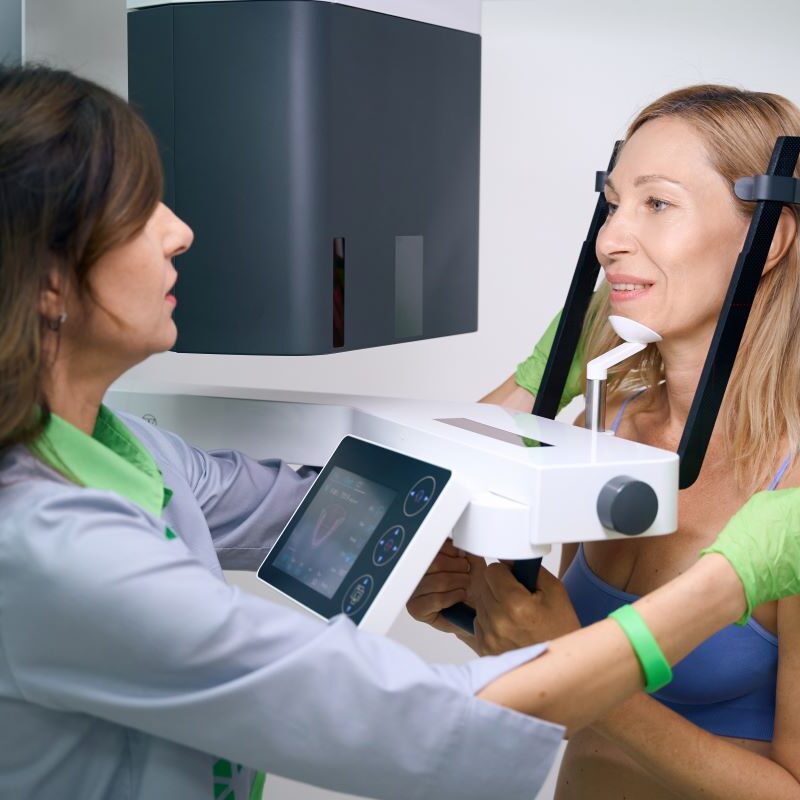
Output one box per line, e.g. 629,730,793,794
113,0,800,634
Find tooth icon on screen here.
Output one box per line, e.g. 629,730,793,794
311,504,348,548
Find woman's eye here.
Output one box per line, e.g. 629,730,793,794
605,201,618,216
647,196,670,212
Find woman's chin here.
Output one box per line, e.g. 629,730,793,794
144,326,179,359
163,321,179,350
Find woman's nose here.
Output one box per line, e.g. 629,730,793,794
596,207,636,262
173,218,194,257
164,206,194,257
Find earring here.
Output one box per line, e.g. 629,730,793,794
45,312,68,332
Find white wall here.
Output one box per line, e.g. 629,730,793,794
25,0,126,96
23,1,800,798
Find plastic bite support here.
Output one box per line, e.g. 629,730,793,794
586,341,649,381
585,342,648,432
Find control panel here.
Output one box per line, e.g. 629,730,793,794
258,436,469,633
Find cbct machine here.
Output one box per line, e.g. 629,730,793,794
114,0,800,633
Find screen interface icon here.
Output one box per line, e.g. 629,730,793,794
274,467,396,598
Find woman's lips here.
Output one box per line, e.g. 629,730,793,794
165,293,177,306
609,285,652,303
607,276,654,304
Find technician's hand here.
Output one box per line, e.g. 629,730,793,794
406,540,477,644
469,558,581,656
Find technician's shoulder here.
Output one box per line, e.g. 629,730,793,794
0,457,172,592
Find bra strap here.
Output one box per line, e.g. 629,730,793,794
768,452,794,491
610,387,648,434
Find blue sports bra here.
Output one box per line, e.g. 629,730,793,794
562,388,789,741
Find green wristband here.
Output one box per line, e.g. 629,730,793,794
608,604,673,693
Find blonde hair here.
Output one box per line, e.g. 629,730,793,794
582,85,800,491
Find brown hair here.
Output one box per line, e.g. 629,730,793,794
582,85,800,491
0,65,163,451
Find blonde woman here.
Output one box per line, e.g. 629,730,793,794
410,85,800,799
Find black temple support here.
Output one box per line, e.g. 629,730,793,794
735,174,800,204
677,136,800,489
532,142,621,419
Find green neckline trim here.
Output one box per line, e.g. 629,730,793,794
33,406,167,518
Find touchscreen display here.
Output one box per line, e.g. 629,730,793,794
274,467,396,598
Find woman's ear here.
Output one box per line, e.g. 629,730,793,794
38,267,68,323
763,206,798,275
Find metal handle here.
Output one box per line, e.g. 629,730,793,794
511,557,543,591
439,601,476,633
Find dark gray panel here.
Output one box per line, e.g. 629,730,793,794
328,7,481,349
127,1,480,356
172,1,330,354
128,6,175,208
395,235,423,339
437,418,553,448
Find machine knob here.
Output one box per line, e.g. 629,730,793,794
597,476,658,536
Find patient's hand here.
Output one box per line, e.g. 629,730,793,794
406,540,477,646
469,559,580,656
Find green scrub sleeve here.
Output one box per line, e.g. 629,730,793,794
701,488,800,624
515,309,585,412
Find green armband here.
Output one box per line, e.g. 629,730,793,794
608,604,673,693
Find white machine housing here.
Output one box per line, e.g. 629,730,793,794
109,382,678,631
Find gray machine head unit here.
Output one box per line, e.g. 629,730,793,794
127,0,481,355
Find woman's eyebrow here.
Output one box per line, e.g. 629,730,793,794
633,174,684,188
605,175,685,192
